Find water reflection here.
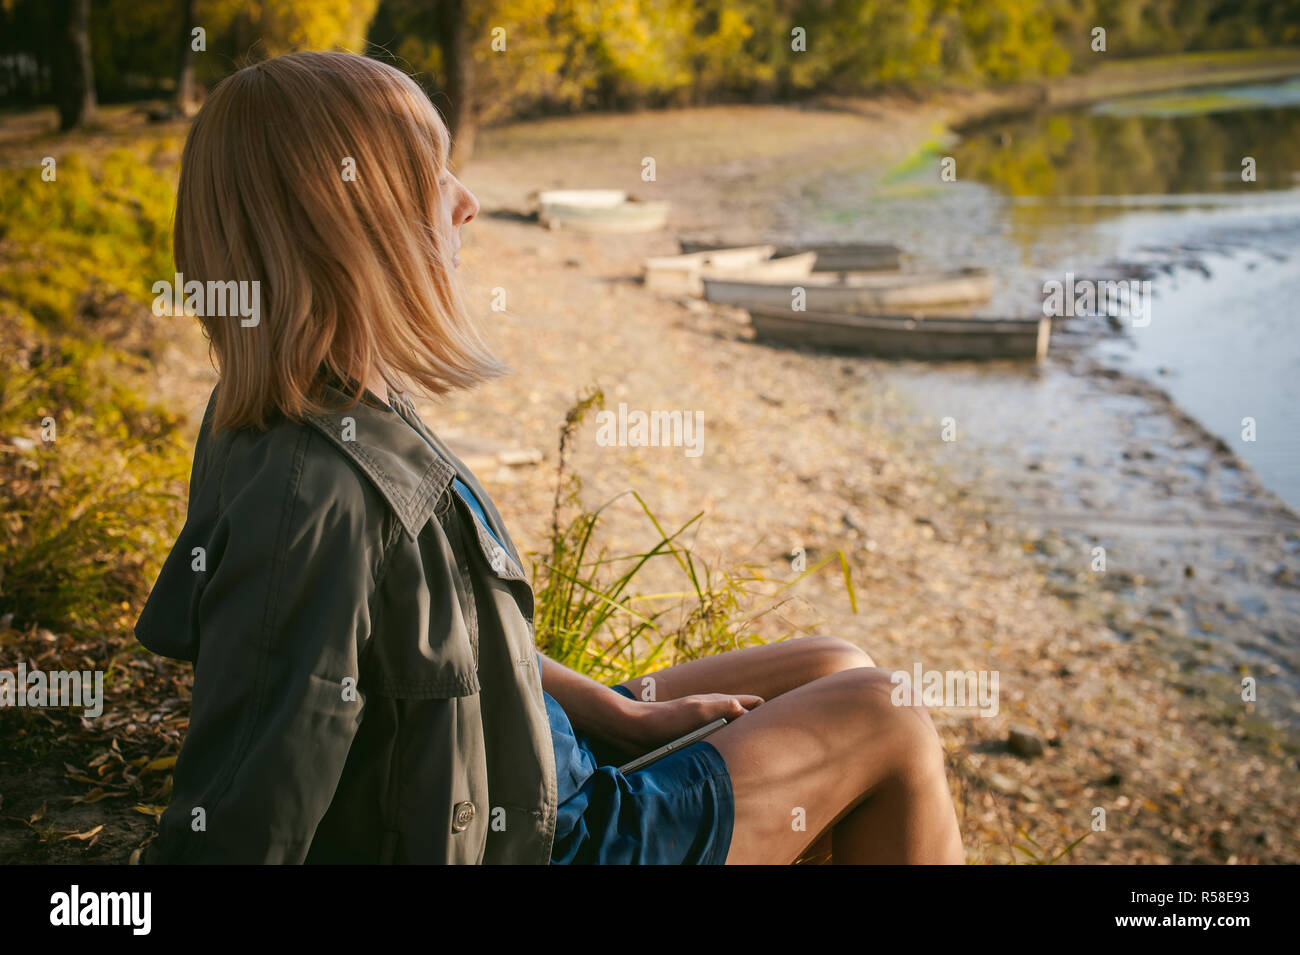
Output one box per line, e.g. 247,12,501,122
955,84,1300,205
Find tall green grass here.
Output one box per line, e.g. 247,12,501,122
530,387,858,683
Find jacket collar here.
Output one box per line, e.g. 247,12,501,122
303,380,457,539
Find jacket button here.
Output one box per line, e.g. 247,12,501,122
452,801,476,832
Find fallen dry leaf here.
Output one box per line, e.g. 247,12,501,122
60,825,104,841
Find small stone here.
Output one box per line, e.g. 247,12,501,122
987,772,1020,794
499,448,543,467
1008,725,1046,758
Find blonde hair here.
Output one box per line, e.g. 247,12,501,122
175,50,507,431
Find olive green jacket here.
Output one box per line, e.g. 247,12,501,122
135,381,557,863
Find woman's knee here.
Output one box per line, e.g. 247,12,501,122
801,633,875,674
839,666,945,771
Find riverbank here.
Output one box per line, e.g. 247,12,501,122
949,46,1300,131
439,202,1300,865
455,57,1300,863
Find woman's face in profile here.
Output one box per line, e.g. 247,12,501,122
438,165,479,268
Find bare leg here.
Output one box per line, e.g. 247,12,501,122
708,667,963,864
613,634,873,703
614,638,963,864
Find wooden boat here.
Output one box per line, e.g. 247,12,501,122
743,251,817,279
680,238,902,272
538,189,627,208
746,306,1050,361
793,242,903,272
540,193,670,233
645,245,777,272
702,267,992,311
643,245,776,295
645,249,816,296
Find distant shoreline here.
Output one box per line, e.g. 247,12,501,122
815,46,1300,134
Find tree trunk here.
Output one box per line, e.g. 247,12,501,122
435,0,476,170
51,0,96,131
175,0,198,116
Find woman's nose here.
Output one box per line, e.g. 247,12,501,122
457,185,479,226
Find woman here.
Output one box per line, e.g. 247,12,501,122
135,50,963,865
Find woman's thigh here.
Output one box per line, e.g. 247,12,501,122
704,666,951,864
613,634,873,703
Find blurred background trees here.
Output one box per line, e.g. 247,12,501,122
1,0,1296,147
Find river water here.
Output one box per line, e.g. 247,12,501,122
768,78,1300,727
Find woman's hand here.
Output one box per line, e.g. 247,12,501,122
535,654,762,757
612,693,764,754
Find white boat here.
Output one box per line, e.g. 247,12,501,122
703,267,993,311
539,192,670,234
538,189,627,209
742,252,818,280
681,238,902,272
644,249,816,296
643,245,776,295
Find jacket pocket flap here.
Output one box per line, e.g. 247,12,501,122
364,550,481,698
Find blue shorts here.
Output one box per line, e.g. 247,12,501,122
548,683,734,865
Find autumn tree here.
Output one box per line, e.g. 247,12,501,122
176,0,199,116
51,0,97,130
434,0,476,169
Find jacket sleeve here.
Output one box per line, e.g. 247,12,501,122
149,431,388,863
